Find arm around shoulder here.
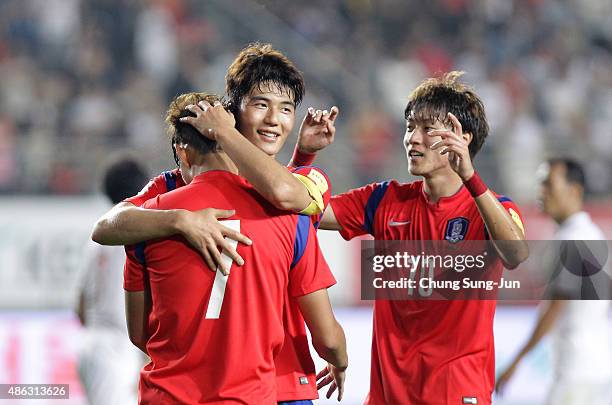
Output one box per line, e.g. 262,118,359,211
91,201,185,246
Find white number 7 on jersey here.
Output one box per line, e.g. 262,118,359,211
205,220,240,319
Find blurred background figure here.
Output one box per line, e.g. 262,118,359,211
495,158,612,405
75,155,148,405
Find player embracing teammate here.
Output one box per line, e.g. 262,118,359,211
180,70,529,404
93,41,528,404
93,44,346,404
123,92,346,404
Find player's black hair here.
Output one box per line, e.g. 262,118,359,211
225,43,305,117
102,156,149,204
404,71,489,159
166,93,224,161
548,157,586,189
171,109,218,156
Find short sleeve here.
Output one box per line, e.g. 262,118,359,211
124,169,184,206
330,182,386,240
124,243,147,292
123,197,160,291
288,217,336,298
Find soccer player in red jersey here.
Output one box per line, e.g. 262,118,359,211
92,44,341,404
311,72,528,405
238,72,529,404
124,93,347,404
92,43,337,273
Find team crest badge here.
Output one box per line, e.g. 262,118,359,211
445,217,469,243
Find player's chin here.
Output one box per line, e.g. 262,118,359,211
255,139,284,157
408,162,426,176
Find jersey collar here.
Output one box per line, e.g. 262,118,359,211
419,181,469,211
190,170,248,186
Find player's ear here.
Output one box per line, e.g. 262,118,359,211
463,132,473,145
569,181,584,201
175,144,190,168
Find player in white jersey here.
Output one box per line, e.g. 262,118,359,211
496,158,611,405
75,156,147,405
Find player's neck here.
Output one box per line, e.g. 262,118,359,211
422,170,463,203
555,205,582,225
189,153,239,178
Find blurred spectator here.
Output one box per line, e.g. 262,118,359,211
0,114,17,192
75,154,148,405
134,0,178,88
0,0,611,200
348,108,396,185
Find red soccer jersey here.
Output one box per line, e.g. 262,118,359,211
125,166,333,401
331,180,524,405
124,171,336,404
125,168,187,207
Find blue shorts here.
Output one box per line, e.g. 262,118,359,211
278,401,313,405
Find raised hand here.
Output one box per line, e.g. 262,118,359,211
428,112,475,181
297,106,339,154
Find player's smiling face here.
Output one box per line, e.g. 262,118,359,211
404,114,452,176
236,83,296,158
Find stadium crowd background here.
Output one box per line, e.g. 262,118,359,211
2,1,612,404
1,0,612,202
